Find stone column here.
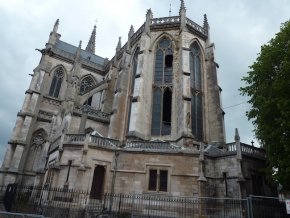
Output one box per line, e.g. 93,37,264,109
9,145,24,171
235,128,245,198
205,45,225,147
79,132,90,171
10,116,25,141
21,94,32,112
1,144,15,169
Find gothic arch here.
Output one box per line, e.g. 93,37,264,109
25,128,48,172
48,65,66,98
49,64,67,78
151,36,174,136
31,128,47,147
149,32,178,51
189,41,204,141
79,74,98,95
188,38,206,60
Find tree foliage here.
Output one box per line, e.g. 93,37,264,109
240,21,290,190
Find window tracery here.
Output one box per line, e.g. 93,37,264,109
31,129,46,150
190,42,203,141
151,37,173,135
49,67,64,98
80,76,96,95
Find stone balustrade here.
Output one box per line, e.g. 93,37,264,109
64,134,86,143
241,143,266,159
90,135,120,148
74,105,110,122
226,142,266,159
185,18,208,36
151,16,180,25
125,141,201,153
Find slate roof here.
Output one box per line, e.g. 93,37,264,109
55,40,107,66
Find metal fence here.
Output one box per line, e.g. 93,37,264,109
248,195,290,218
0,185,289,218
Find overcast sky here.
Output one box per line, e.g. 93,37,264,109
0,0,289,164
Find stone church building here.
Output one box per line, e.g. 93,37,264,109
0,1,271,199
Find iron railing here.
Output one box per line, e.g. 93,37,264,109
0,185,289,218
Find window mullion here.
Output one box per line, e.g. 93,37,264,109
160,88,164,136
157,170,160,192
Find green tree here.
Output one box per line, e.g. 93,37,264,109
240,21,290,190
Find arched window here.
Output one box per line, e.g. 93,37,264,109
26,129,47,172
80,76,96,106
151,37,173,135
190,42,203,141
80,76,96,95
49,67,64,98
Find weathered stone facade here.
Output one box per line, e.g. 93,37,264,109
0,1,272,199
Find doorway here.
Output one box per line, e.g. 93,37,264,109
90,165,105,199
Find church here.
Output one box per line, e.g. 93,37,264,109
0,0,271,199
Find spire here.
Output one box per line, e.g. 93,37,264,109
75,40,82,62
116,37,122,51
234,128,240,141
47,19,61,47
85,25,96,54
179,0,186,14
179,0,186,30
145,9,153,35
146,8,153,19
127,25,134,51
128,25,135,38
53,19,59,33
203,14,209,30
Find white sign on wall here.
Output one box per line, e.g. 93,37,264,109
286,199,290,214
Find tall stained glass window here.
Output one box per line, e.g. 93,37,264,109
151,37,173,135
190,42,203,141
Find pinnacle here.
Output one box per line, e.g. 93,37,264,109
235,128,240,141
203,14,209,29
85,25,96,54
179,0,186,14
53,18,59,33
129,25,135,37
116,37,122,51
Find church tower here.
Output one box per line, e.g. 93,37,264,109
108,2,225,147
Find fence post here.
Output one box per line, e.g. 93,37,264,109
131,193,135,218
247,196,253,218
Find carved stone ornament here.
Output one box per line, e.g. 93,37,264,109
31,130,46,150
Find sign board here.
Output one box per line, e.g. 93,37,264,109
286,200,290,214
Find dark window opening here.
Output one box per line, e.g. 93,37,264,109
151,37,173,136
159,170,168,192
252,174,263,195
149,170,157,191
49,68,64,98
190,42,203,141
162,89,172,135
84,96,93,106
90,165,105,200
223,172,228,197
66,160,72,183
162,89,172,124
165,55,173,68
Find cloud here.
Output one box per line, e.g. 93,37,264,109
0,0,289,164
